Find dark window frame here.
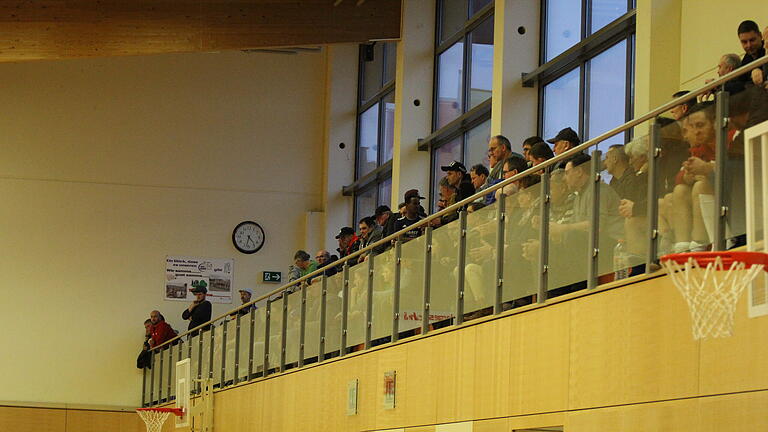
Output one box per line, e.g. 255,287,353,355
535,0,636,144
425,0,494,212
348,42,397,224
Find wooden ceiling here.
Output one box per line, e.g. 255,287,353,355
0,0,401,62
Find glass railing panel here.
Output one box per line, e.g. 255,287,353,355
285,289,301,367
502,181,540,307
268,298,283,371
160,345,170,401
324,272,343,358
236,310,252,382
223,319,236,385
304,281,321,361
547,166,590,297
201,328,212,381
252,307,266,376
464,201,497,318
725,87,761,248
212,323,223,385
346,262,369,351
151,349,161,403
168,343,177,400
189,332,200,391
371,248,395,344
598,124,651,280
398,229,426,338
429,219,459,327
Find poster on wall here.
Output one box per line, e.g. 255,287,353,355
165,256,233,304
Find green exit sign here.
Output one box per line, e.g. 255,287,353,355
262,271,282,283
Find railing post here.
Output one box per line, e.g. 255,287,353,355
196,332,203,394
167,345,173,399
248,308,255,379
365,253,375,349
588,149,602,289
392,239,402,342
421,226,433,334
234,313,241,384
319,275,327,361
299,284,307,367
646,120,661,270
149,349,155,405
714,89,730,250
220,319,227,386
538,172,551,302
142,358,148,407
339,262,350,356
455,210,468,324
158,347,164,402
280,289,288,370
263,300,271,377
494,193,506,313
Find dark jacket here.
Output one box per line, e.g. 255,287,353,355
182,300,212,331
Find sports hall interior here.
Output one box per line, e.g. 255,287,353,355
1,0,767,431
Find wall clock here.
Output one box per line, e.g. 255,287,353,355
232,221,265,254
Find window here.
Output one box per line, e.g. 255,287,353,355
540,0,635,150
351,42,397,223
429,0,494,210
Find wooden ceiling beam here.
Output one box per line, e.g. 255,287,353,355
0,0,401,62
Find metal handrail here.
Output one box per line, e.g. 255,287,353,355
150,53,768,352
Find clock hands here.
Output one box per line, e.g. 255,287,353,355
246,235,255,248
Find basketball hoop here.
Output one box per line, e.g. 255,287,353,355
660,251,768,339
136,407,184,432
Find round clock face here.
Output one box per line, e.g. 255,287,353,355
232,221,265,254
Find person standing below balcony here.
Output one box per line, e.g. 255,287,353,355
182,282,212,331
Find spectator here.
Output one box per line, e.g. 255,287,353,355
495,154,529,202
137,319,153,369
604,145,633,199
485,135,512,185
289,250,318,282
398,202,407,217
529,141,554,166
469,164,489,190
434,177,459,227
441,160,476,203
738,20,765,68
230,288,256,318
522,136,545,163
374,205,397,239
182,282,212,331
315,250,339,278
547,127,580,156
751,26,768,87
335,227,360,259
149,310,176,348
393,189,425,242
358,216,384,262
668,90,696,120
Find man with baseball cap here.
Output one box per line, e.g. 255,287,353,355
393,189,425,242
182,281,212,332
335,226,360,259
230,288,257,318
441,160,476,203
547,127,580,156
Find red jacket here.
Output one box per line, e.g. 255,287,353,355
151,321,177,347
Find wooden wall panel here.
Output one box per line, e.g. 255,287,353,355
471,320,513,420
568,278,698,409
698,390,768,431
517,302,570,415
699,294,768,394
0,406,65,432
0,0,401,62
0,406,141,432
65,410,144,432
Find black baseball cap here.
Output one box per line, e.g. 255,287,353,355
440,160,467,174
335,226,356,239
404,189,425,202
547,127,580,145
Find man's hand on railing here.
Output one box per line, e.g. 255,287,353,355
618,199,635,219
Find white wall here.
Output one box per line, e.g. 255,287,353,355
0,50,327,406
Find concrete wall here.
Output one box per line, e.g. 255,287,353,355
0,50,327,406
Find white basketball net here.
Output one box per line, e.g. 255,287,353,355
662,256,764,339
137,409,172,432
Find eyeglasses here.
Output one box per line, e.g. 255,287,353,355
315,256,325,260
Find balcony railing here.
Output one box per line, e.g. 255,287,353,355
141,55,768,406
